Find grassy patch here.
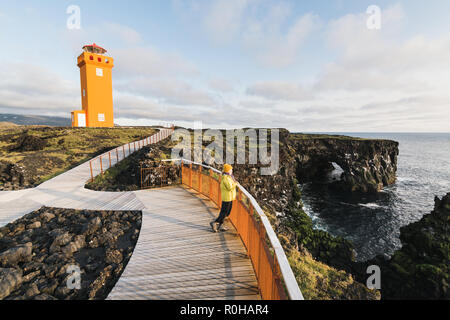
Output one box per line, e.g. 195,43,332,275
0,126,157,189
287,248,380,300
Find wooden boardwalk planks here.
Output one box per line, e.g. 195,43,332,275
107,187,261,300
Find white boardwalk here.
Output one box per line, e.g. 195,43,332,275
0,129,172,227
0,128,260,300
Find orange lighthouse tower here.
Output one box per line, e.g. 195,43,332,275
71,43,114,128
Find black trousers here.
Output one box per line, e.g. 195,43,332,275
215,201,233,224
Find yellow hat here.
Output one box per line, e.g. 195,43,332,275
223,164,233,173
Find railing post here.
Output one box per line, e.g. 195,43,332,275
218,174,222,208
237,191,242,232
189,163,193,188
272,254,281,299
209,169,213,200
180,160,183,185
247,202,254,253
198,166,203,194
89,161,94,182
128,143,131,154
257,221,264,298
108,152,112,168
100,156,103,175
116,148,119,162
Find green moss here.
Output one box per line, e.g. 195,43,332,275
284,204,355,272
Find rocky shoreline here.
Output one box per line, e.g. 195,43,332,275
354,193,449,299
0,207,141,300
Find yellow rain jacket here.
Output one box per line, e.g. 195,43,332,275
220,174,237,202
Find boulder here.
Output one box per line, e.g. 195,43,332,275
82,217,102,235
0,268,23,300
61,235,85,256
41,212,55,222
105,249,123,265
49,232,72,253
27,221,41,230
24,283,40,298
0,242,33,267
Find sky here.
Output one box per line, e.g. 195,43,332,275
0,0,449,132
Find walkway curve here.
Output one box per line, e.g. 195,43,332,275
0,128,172,227
0,127,260,300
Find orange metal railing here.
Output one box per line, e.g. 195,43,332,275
179,160,304,300
88,126,175,182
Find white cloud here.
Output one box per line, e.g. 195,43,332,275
238,4,450,131
113,46,198,78
243,12,320,68
326,4,405,54
0,63,78,116
204,0,252,44
177,0,320,68
116,78,216,107
208,78,234,93
246,81,312,101
103,23,142,45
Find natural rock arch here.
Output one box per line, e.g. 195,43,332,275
290,137,399,193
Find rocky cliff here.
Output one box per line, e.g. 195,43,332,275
288,134,399,193
357,193,449,299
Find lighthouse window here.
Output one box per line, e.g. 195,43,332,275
96,68,103,77
82,89,86,97
98,113,105,122
98,57,102,62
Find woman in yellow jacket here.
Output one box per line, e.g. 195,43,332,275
210,164,237,233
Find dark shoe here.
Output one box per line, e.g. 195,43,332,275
210,221,218,233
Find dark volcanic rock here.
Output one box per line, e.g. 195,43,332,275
8,133,47,152
0,207,142,300
0,160,33,191
288,135,399,193
357,193,450,300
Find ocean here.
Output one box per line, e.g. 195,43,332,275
298,133,450,262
